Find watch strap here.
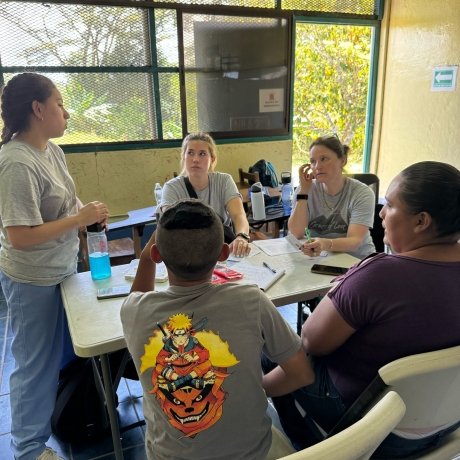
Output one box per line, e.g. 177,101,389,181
296,194,309,200
235,232,250,242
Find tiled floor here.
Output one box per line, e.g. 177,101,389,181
0,285,297,459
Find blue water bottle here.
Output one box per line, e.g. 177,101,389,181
281,172,293,213
86,223,112,280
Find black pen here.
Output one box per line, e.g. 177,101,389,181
263,261,277,273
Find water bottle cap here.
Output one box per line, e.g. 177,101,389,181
250,182,262,193
281,176,292,184
87,223,103,232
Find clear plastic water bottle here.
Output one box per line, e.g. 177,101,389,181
250,182,266,220
154,182,162,208
281,175,293,213
87,223,112,280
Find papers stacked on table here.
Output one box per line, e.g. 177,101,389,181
124,259,168,282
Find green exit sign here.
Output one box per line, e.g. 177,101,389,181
432,66,457,92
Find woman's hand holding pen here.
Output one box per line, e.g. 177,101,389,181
301,231,334,257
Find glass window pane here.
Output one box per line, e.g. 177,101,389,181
292,23,372,173
58,72,156,144
183,14,290,134
159,73,182,139
282,0,377,15
149,0,276,7
0,3,149,67
155,9,179,67
0,72,155,144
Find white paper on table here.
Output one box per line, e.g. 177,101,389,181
124,259,168,282
253,234,329,258
252,236,300,256
235,261,286,292
227,243,261,262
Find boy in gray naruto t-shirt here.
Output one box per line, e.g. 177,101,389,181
120,200,313,460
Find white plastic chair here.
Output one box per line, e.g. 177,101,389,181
328,344,460,460
276,391,406,460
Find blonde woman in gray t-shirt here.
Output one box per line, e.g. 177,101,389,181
0,73,109,460
161,132,251,258
288,135,375,259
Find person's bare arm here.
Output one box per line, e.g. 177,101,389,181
288,163,313,238
130,231,156,293
6,201,108,249
288,199,309,238
263,348,314,397
226,197,251,257
226,196,250,235
301,296,355,356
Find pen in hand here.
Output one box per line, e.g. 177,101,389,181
263,261,277,273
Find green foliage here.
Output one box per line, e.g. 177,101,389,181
293,23,372,173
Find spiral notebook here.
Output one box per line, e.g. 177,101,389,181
232,261,285,291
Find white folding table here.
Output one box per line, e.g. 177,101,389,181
61,250,358,459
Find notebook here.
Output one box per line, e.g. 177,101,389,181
232,261,286,292
124,259,168,282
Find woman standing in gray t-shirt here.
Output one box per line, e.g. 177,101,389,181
288,135,375,259
0,73,109,460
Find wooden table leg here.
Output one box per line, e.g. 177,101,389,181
132,225,145,258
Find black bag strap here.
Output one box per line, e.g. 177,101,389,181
183,176,235,242
183,177,198,199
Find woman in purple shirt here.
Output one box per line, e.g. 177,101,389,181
270,161,460,458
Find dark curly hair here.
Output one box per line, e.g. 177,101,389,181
1,73,55,146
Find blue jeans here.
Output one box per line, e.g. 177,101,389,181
263,354,345,450
0,272,66,460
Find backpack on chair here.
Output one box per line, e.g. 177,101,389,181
249,159,279,188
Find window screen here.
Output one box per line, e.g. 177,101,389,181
0,2,157,144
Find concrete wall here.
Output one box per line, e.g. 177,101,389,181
372,0,460,196
67,140,292,215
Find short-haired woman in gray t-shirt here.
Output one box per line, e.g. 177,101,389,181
288,135,375,259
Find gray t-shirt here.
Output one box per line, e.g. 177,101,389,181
121,282,301,460
160,172,241,227
0,139,79,285
293,177,375,259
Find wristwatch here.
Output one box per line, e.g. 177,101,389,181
296,194,309,200
235,232,250,242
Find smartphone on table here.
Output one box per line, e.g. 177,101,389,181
97,284,131,300
311,264,349,276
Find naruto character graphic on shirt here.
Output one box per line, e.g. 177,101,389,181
139,313,239,438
